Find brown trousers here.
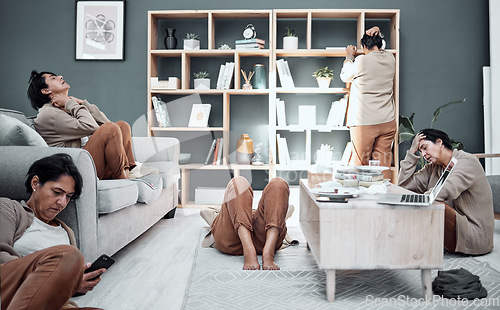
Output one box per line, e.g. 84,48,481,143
83,121,136,180
211,176,289,255
349,119,397,178
444,204,457,252
1,245,84,310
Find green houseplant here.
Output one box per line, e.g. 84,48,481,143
193,71,210,89
312,66,334,88
399,98,466,168
184,33,200,50
283,27,299,49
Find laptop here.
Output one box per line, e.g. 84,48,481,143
377,157,457,206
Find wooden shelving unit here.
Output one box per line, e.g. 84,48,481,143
147,9,400,207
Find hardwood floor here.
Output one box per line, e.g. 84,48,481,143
73,208,206,310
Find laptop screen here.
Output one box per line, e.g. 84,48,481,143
429,157,457,201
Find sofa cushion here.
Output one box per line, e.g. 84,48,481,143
97,179,139,214
130,173,163,204
0,114,48,147
487,175,500,214
0,108,30,125
141,162,180,188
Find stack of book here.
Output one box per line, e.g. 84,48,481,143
204,138,223,165
235,38,265,50
216,62,235,90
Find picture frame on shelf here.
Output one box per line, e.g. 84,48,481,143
75,0,125,60
188,104,211,127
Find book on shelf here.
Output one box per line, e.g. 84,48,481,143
212,138,220,165
151,96,171,127
188,104,211,127
276,134,291,165
276,98,287,127
216,138,223,165
217,62,235,90
341,142,353,166
235,43,264,49
204,139,217,165
276,59,295,88
326,96,348,127
234,38,265,45
298,105,316,127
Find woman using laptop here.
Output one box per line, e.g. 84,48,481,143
398,128,494,255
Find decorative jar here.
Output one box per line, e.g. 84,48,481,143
236,134,254,165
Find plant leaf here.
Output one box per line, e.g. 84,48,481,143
398,124,415,144
431,98,466,127
399,113,415,133
451,139,464,150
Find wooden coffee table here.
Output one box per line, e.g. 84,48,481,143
299,179,444,302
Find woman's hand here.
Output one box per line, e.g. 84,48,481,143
76,262,106,294
346,45,357,56
366,26,380,37
410,133,426,155
51,93,71,110
69,96,84,104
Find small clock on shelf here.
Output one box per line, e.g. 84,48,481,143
243,24,256,39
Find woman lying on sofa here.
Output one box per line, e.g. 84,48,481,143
27,70,155,180
0,153,104,309
399,128,495,255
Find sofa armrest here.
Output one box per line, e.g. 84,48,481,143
131,137,180,164
0,146,99,261
487,175,500,215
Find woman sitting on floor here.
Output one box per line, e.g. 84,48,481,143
27,70,155,180
208,176,290,270
1,153,104,309
399,128,494,255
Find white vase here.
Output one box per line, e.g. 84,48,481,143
184,39,200,50
316,77,332,88
283,36,298,49
194,78,210,89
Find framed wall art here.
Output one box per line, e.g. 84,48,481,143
75,0,125,60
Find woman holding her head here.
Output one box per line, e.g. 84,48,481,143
340,26,396,178
1,153,104,309
399,128,495,255
27,70,153,180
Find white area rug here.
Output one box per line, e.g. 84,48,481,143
183,227,500,310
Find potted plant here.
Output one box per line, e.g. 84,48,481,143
283,27,299,49
184,33,200,50
193,71,210,89
312,66,334,88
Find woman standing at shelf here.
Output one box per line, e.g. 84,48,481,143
27,70,156,180
399,129,494,255
340,26,396,177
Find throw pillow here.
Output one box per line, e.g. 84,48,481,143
0,114,48,147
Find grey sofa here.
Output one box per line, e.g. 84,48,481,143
0,108,180,261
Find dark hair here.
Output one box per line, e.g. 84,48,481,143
360,33,383,50
27,70,56,111
418,128,453,150
25,153,83,200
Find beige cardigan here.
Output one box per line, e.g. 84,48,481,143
398,149,494,255
340,51,396,126
0,198,76,264
34,99,110,148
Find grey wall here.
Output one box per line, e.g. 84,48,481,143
0,0,489,188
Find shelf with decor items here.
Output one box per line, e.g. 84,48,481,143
147,9,399,207
148,10,273,207
269,9,399,181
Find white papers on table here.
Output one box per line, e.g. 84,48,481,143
188,103,211,127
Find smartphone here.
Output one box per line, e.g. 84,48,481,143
84,254,115,280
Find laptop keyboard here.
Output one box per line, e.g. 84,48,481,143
400,194,429,203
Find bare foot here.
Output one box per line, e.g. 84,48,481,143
262,245,279,270
243,251,260,270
